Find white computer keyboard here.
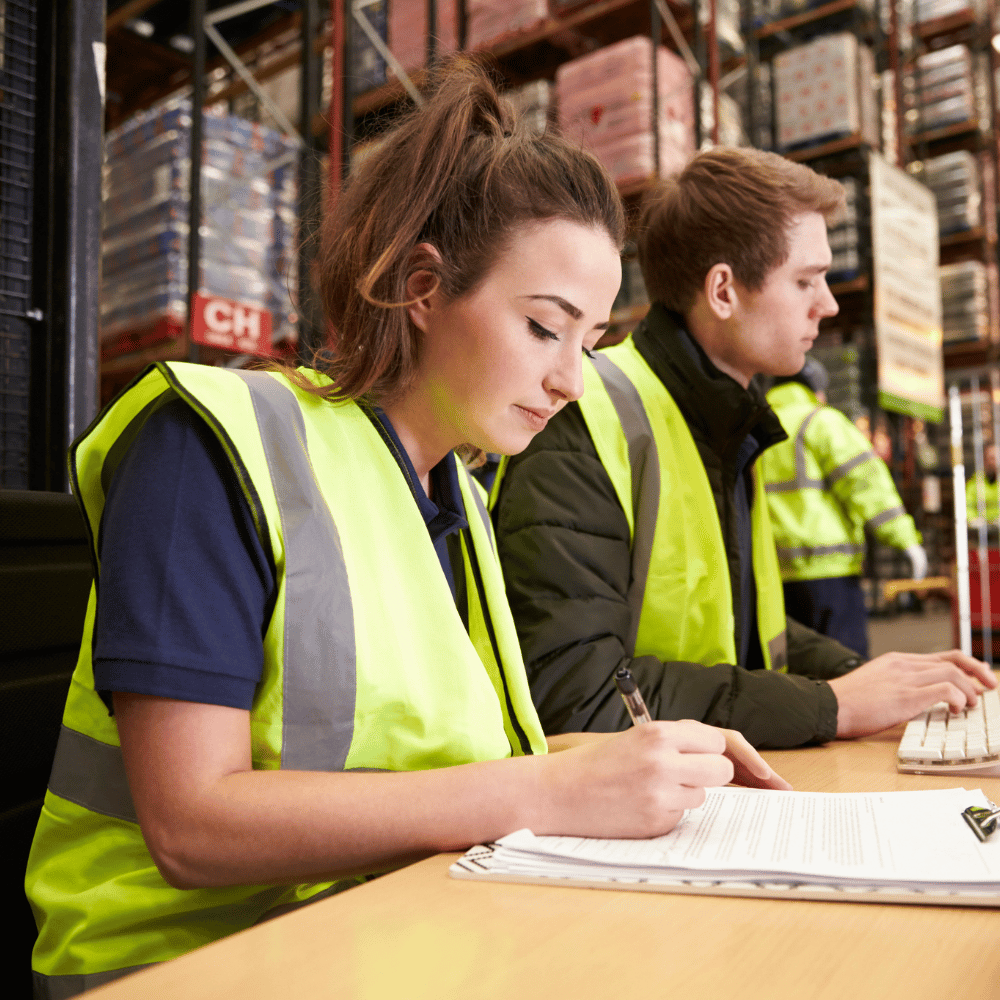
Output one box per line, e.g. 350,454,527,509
897,688,1000,776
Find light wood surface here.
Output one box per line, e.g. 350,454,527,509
83,731,1000,1000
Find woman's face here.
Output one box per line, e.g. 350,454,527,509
406,218,622,458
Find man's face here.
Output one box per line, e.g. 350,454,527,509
726,212,839,383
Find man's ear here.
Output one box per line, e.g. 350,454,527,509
704,262,738,321
405,242,443,333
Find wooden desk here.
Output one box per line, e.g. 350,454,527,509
84,732,1000,1000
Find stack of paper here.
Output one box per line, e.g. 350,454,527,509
452,787,1000,906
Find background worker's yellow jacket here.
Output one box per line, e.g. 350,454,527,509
761,381,920,581
966,472,1000,524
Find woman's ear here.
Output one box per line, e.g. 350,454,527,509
405,242,443,333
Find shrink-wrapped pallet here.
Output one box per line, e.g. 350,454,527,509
388,0,459,74
556,35,694,184
773,32,879,150
100,99,298,355
466,0,549,50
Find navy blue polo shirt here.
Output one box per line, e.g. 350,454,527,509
92,396,468,712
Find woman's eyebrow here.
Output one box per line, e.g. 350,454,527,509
520,294,583,320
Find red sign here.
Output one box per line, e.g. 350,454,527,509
190,293,272,356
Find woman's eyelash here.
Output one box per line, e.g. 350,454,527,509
527,317,558,341
528,317,595,358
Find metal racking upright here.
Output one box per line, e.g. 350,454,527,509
0,0,103,491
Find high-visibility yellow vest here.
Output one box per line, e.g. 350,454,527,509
573,338,788,672
966,473,1000,524
27,363,546,998
761,381,920,581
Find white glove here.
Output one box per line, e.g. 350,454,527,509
904,543,928,581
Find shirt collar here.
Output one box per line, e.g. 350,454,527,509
366,405,468,543
632,303,787,460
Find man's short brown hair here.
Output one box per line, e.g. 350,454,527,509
636,147,846,314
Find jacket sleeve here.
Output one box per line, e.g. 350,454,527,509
809,408,921,550
492,406,840,749
785,615,862,680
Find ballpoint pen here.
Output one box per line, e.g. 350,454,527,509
614,665,652,725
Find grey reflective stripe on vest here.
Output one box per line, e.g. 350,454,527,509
867,504,906,530
231,370,357,771
51,371,360,816
48,725,138,824
764,407,824,493
35,963,150,1000
776,543,865,559
588,353,661,653
462,464,495,552
768,632,788,672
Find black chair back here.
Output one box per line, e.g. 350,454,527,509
0,489,92,997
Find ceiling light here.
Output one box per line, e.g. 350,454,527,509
170,34,195,54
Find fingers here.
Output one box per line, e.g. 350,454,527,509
664,750,735,790
626,723,732,787
909,681,979,717
832,650,995,737
652,719,727,755
723,729,794,791
932,649,997,688
723,729,768,778
918,660,988,709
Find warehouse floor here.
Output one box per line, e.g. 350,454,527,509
868,608,956,658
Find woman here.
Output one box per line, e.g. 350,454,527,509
27,62,786,998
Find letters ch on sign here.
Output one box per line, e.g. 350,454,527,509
191,293,273,355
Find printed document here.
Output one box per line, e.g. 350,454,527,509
453,787,1000,894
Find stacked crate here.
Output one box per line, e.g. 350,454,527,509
914,0,984,23
809,341,872,422
773,32,879,151
921,151,981,235
907,44,984,135
388,0,458,75
828,177,863,283
101,99,298,359
504,79,553,135
466,0,549,50
556,35,695,186
939,261,992,344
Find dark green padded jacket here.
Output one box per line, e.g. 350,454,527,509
492,304,861,748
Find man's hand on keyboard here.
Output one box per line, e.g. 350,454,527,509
828,650,998,739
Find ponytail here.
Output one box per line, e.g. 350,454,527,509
303,57,625,404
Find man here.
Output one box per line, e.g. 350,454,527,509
492,147,993,748
761,356,927,659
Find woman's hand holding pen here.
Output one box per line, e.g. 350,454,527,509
613,666,792,792
531,721,734,839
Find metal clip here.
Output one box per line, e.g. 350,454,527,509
962,802,1000,842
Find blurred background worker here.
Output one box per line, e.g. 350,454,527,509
966,442,1000,526
761,357,927,659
